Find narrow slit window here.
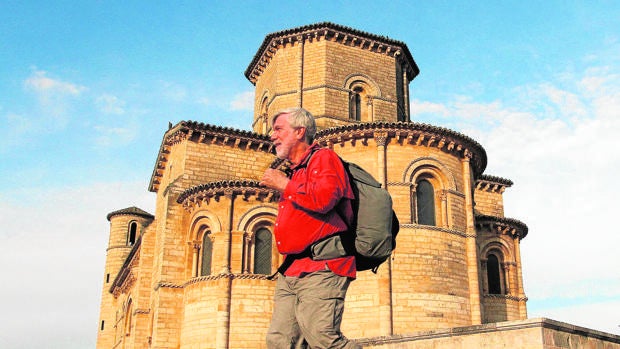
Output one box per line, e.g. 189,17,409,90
128,221,137,246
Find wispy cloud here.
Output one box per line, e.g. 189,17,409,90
96,94,126,115
22,69,87,125
159,80,188,102
197,96,210,107
229,91,254,111
94,125,137,148
24,69,85,96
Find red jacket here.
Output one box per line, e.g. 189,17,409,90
274,144,356,278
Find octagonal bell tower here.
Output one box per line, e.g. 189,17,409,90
245,22,420,134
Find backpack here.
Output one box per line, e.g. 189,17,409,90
310,158,400,273
269,149,399,279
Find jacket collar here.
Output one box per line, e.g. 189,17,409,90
291,143,320,170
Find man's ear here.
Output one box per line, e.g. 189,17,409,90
295,127,306,141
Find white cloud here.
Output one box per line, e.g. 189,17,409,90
94,125,137,147
229,91,254,111
197,96,210,107
160,80,188,102
411,100,451,118
24,69,85,96
0,182,155,349
96,94,126,115
22,69,86,124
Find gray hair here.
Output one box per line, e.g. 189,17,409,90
271,107,316,144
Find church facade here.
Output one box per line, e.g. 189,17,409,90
96,22,533,349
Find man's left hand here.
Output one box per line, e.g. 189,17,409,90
260,168,290,193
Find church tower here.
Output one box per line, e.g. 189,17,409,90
96,207,154,349
245,22,419,134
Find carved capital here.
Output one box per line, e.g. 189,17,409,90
374,131,388,146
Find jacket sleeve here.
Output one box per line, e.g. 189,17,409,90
283,150,351,214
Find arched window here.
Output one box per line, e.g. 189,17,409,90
200,231,213,276
127,221,138,246
253,228,272,275
487,254,502,294
416,179,436,226
349,86,363,121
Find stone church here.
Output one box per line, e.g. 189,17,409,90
96,22,620,348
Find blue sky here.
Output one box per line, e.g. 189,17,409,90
1,1,619,348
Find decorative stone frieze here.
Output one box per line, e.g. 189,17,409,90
177,180,280,211
154,273,273,291
476,175,513,193
316,121,487,176
475,214,528,239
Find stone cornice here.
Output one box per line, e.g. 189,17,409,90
245,22,419,85
154,273,274,291
176,179,280,211
400,224,471,238
483,294,528,302
316,121,487,177
149,121,274,193
476,175,513,193
475,214,528,239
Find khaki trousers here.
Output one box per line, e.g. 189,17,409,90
266,269,361,349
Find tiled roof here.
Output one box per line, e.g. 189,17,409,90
106,206,154,221
478,174,513,186
475,214,529,239
245,21,419,83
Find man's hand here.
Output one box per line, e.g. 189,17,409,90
260,168,290,193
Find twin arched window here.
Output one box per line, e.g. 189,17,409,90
192,223,274,277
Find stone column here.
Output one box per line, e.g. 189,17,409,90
514,234,528,318
243,232,252,274
215,191,235,349
190,241,200,277
367,96,374,122
461,153,482,324
441,190,449,228
374,131,393,335
297,35,305,107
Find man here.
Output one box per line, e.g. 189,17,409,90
260,107,361,349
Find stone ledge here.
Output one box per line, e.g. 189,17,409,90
355,318,620,348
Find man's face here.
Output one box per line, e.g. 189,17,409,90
271,113,302,160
